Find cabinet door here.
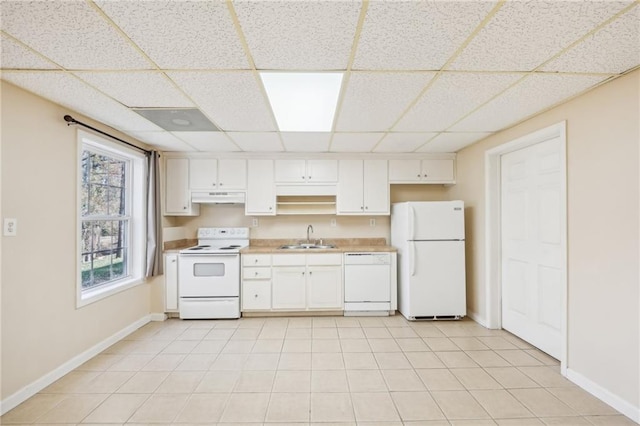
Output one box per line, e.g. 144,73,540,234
307,266,343,309
363,160,389,214
275,159,306,183
307,160,338,183
164,254,179,311
337,160,364,214
246,160,276,215
242,281,271,310
421,159,455,183
165,158,197,215
218,159,247,189
388,159,421,183
189,158,218,190
272,267,306,309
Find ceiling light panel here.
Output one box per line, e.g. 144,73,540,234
330,133,384,152
374,133,437,153
336,72,435,132
172,132,240,152
1,71,162,132
450,1,633,71
227,132,282,152
417,132,492,153
74,72,193,108
233,1,361,70
353,1,497,70
542,6,640,74
96,0,248,69
451,74,608,132
394,72,522,132
0,1,150,70
0,35,57,69
124,131,194,152
281,132,331,152
168,71,276,131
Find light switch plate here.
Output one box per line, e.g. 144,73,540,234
369,218,376,227
252,218,259,227
330,218,337,227
4,218,17,236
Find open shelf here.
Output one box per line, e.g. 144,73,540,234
276,195,337,215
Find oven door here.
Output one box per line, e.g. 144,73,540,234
178,254,240,297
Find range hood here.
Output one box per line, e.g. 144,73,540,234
191,191,245,204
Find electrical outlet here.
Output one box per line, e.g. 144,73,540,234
369,218,376,227
252,218,259,227
330,218,337,227
4,218,17,236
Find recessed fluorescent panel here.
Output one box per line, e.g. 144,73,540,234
260,72,343,132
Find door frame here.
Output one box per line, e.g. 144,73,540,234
484,121,568,374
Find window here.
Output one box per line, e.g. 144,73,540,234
78,131,145,306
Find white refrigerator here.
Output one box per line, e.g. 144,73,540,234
391,201,466,320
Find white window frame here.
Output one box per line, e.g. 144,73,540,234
77,130,146,307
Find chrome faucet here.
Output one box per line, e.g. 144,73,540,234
306,224,314,244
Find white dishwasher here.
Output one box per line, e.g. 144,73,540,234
344,252,392,315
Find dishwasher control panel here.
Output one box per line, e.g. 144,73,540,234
344,252,391,265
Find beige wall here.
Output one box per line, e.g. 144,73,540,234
447,70,640,409
0,82,153,400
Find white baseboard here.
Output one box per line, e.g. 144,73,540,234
0,314,152,415
467,309,490,328
150,312,167,321
566,368,640,423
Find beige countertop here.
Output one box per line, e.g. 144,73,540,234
240,238,397,254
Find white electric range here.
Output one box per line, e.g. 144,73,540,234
178,227,249,319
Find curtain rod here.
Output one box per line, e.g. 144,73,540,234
63,115,152,156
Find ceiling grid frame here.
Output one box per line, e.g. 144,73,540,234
415,1,639,152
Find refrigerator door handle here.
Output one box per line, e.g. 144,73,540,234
409,206,415,240
410,241,416,277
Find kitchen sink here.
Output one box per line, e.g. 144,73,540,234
278,243,337,250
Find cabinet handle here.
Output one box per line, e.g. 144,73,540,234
302,271,305,275
269,206,272,210
361,206,364,210
302,176,305,179
417,174,421,178
254,259,258,263
254,294,258,298
309,271,313,275
183,206,187,210
365,206,368,210
308,176,311,180
255,271,258,276
171,259,176,263
220,182,224,186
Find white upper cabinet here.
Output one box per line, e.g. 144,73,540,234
246,159,276,216
337,159,389,215
190,158,247,190
389,159,455,183
165,157,199,216
275,159,337,184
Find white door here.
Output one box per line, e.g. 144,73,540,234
409,241,466,317
501,137,564,358
307,160,338,183
272,267,306,309
246,160,275,215
275,159,306,183
189,158,218,190
421,159,454,182
307,266,342,309
337,160,364,213
178,254,240,297
363,160,389,214
388,159,422,183
218,159,247,190
410,201,465,240
165,158,190,214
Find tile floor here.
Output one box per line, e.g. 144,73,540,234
2,316,636,425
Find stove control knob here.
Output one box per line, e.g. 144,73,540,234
230,229,235,235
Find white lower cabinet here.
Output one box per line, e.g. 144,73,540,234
164,253,179,312
243,253,342,312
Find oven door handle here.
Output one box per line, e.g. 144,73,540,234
179,254,239,257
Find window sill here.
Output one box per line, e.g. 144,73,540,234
77,276,145,308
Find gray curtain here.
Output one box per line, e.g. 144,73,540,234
146,151,163,277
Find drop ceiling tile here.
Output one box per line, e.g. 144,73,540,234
281,132,331,152
96,0,248,69
74,72,193,108
172,132,240,152
451,74,608,132
2,71,162,131
353,1,497,70
0,34,57,69
167,71,276,131
227,132,283,152
450,1,633,71
233,1,361,70
0,1,151,70
373,133,438,153
395,72,523,132
542,6,640,74
417,132,492,153
330,133,384,152
125,131,194,152
336,72,435,132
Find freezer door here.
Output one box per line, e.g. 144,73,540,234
409,201,465,241
407,240,466,317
